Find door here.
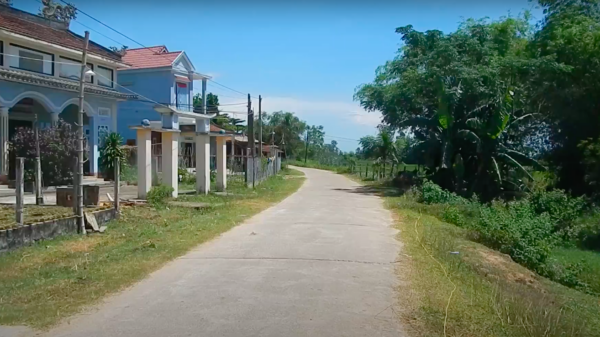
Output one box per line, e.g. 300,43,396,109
176,82,189,110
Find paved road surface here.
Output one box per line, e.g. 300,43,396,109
43,167,404,337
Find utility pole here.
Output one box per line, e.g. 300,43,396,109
247,94,255,187
304,129,309,164
76,31,90,235
258,95,262,160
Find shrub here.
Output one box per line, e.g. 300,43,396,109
10,120,84,186
442,206,466,227
99,132,126,181
421,180,468,205
146,185,174,206
529,189,586,238
572,212,600,250
178,168,195,184
475,200,559,271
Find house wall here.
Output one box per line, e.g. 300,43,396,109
117,69,173,142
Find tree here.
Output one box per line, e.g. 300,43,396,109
355,15,546,199
260,111,307,157
528,0,600,195
193,92,220,115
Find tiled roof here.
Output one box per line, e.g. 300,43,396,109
0,67,136,100
121,46,182,70
0,6,122,62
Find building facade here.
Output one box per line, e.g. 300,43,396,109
0,5,135,180
116,46,209,144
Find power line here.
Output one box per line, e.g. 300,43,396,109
57,0,258,99
59,0,147,50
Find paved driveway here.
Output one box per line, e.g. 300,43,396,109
43,167,404,337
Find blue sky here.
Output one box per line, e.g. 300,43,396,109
17,0,543,151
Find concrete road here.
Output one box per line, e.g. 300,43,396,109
43,167,404,337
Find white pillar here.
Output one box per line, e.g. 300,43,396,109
50,112,59,125
0,107,8,177
196,133,210,194
136,128,152,199
216,136,227,191
162,131,179,198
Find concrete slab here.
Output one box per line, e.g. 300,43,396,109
39,167,405,337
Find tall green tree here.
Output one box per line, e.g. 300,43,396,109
355,15,546,199
529,0,600,195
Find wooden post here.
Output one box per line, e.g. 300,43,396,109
15,157,24,226
365,164,369,178
114,157,120,219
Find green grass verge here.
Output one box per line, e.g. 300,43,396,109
0,206,76,230
0,169,305,329
552,247,600,295
381,193,600,336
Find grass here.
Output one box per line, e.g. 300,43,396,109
344,177,600,337
552,247,600,295
0,169,305,329
0,205,76,230
390,205,600,337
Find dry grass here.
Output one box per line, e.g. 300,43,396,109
0,169,305,329
389,203,600,337
0,205,75,230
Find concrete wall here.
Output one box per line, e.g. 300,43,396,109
0,208,116,254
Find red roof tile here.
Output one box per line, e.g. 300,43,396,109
121,46,181,70
0,6,122,62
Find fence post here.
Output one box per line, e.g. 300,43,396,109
114,157,120,219
35,157,43,205
365,164,368,178
15,157,24,226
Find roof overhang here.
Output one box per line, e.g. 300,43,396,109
0,30,131,68
153,104,216,119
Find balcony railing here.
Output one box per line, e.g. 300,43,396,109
159,103,205,113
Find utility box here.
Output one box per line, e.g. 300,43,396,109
56,185,100,207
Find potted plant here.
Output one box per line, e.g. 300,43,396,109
99,132,126,181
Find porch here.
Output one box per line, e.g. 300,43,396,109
0,69,135,182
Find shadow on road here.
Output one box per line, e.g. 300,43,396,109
332,184,404,197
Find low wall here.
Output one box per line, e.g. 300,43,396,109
0,208,116,254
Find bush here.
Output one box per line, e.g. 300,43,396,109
421,180,468,205
146,185,174,206
475,200,559,271
442,206,466,227
10,120,84,186
572,212,600,250
178,168,195,184
529,189,586,234
99,132,126,181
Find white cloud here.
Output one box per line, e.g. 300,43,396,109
219,95,382,127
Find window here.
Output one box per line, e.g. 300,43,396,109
96,66,113,88
59,57,93,83
9,44,53,75
98,107,110,117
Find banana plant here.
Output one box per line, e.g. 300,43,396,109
460,90,544,195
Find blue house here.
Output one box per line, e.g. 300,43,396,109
117,45,210,144
0,4,135,181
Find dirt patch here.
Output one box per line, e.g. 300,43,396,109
467,246,540,288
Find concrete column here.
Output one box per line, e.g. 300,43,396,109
88,116,99,175
137,128,152,199
50,112,59,125
216,136,227,191
162,131,179,198
195,133,210,194
0,107,8,177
